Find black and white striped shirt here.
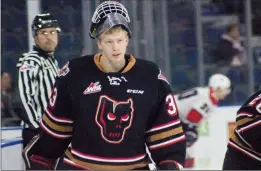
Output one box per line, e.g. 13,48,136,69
17,46,59,128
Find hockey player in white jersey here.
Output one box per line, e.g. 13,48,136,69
174,73,231,167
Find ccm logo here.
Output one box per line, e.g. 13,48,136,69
127,89,144,94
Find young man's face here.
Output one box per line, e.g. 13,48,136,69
97,29,129,63
216,88,231,100
34,28,58,53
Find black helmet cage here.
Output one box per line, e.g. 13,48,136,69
89,1,131,39
32,13,61,37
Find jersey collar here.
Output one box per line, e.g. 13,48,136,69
94,53,136,73
33,45,55,59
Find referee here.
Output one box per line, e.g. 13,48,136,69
17,13,61,148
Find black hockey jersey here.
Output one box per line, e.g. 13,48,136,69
226,90,261,165
23,54,186,170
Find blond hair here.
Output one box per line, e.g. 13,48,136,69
98,26,128,39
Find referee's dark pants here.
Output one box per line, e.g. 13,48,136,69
223,147,261,170
22,128,39,148
22,128,39,170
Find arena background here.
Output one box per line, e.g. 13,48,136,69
1,0,261,170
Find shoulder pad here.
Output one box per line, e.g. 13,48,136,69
135,58,168,82
57,55,94,77
135,58,158,71
157,69,169,85
17,56,41,71
17,53,41,68
238,91,261,116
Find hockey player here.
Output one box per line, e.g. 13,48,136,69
223,90,261,169
22,1,186,170
174,74,231,167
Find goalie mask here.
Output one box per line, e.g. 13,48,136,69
89,1,131,39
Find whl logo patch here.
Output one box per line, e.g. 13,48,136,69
83,82,102,95
19,63,35,71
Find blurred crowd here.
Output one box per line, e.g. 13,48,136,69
1,71,23,126
215,23,245,71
